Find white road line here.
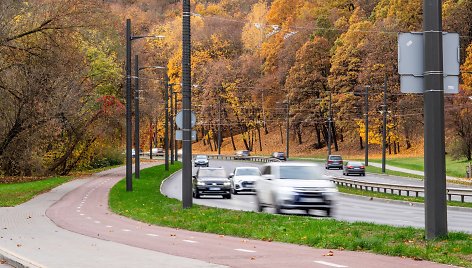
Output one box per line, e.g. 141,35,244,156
313,260,348,267
94,221,101,224
105,225,113,228
182,240,198,243
122,229,131,232
146,233,159,237
76,210,80,212
79,214,84,216
86,217,92,220
234,249,256,253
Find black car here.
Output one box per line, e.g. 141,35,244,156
271,152,286,161
194,155,209,167
192,167,231,199
325,155,343,169
343,161,365,176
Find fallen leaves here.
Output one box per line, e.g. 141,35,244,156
323,250,334,256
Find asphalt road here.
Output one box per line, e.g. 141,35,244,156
162,159,472,233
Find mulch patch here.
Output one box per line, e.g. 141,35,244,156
0,176,46,184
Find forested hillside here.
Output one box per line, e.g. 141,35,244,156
2,0,472,176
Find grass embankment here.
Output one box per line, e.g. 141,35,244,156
0,177,70,206
109,163,472,267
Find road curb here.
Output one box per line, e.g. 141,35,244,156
0,246,43,268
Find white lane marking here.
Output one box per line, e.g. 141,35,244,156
80,214,85,216
77,207,81,209
234,249,256,253
86,217,92,220
146,233,159,237
122,229,131,232
314,261,348,267
76,210,80,212
182,240,198,243
106,225,113,228
94,221,101,224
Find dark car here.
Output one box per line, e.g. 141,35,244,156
271,152,286,161
192,167,231,199
325,155,343,170
194,154,209,167
343,161,365,176
234,150,250,160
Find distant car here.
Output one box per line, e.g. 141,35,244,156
255,162,338,216
131,149,142,157
228,167,262,194
192,167,231,199
325,155,343,170
194,155,209,167
271,152,286,161
151,148,164,156
234,150,250,160
343,161,365,176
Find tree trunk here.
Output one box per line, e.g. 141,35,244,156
279,123,284,144
315,124,322,148
388,136,392,154
229,125,237,150
397,141,400,153
296,123,302,145
359,136,364,150
393,140,397,154
257,126,262,151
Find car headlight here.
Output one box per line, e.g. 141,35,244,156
197,181,205,186
223,181,231,186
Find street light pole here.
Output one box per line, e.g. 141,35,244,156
134,55,140,179
182,0,193,208
164,73,169,171
364,86,369,166
285,100,290,159
125,19,133,191
382,75,388,173
328,90,332,156
423,0,447,239
170,84,174,165
173,91,178,162
218,98,221,155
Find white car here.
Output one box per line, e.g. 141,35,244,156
228,167,262,194
255,162,338,216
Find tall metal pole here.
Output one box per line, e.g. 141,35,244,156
423,0,447,239
182,0,193,208
125,19,133,191
285,101,290,159
328,90,332,156
164,74,169,171
170,84,174,165
134,55,140,179
218,98,221,155
173,91,178,162
364,86,369,166
382,75,387,173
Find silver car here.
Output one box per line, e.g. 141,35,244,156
255,162,338,216
229,167,262,194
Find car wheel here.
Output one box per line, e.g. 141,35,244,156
326,207,332,217
255,196,264,212
346,172,349,176
362,173,366,176
233,189,238,195
342,171,345,176
194,189,200,199
305,209,310,215
224,194,232,199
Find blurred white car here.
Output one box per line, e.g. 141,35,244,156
255,162,337,216
228,167,262,194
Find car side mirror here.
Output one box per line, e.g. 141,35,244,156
192,175,196,179
228,173,234,178
263,174,274,180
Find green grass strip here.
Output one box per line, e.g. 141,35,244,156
0,177,70,207
109,163,472,267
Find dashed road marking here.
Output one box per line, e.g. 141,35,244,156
146,233,159,237
106,225,113,228
80,214,85,216
122,229,131,232
234,249,256,253
94,221,101,224
86,217,92,220
314,261,348,267
182,240,198,243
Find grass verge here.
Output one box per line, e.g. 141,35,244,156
0,176,70,206
109,163,472,267
365,165,424,180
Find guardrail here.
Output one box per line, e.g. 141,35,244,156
206,154,280,163
331,177,472,203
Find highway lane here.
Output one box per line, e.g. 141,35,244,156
161,159,472,233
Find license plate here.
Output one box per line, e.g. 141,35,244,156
209,187,220,190
354,167,360,169
300,198,321,203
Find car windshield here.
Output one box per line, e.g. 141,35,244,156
279,166,321,180
329,156,342,160
277,152,285,156
198,169,226,178
235,168,260,176
195,155,207,160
